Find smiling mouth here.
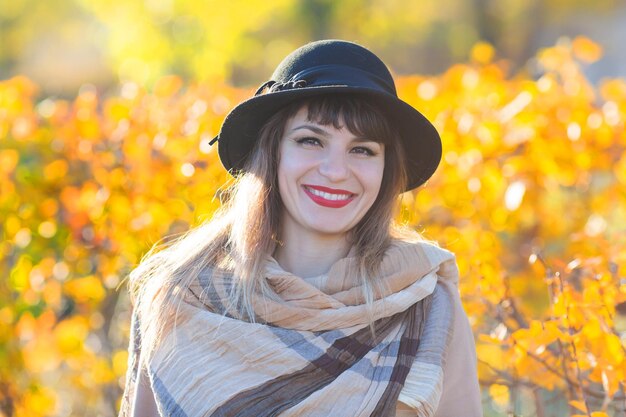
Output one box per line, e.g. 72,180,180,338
302,185,355,208
305,186,352,200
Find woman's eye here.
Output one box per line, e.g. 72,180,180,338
296,137,322,146
351,146,376,156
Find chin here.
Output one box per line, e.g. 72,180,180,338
306,223,354,237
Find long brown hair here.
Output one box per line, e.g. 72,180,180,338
129,94,412,357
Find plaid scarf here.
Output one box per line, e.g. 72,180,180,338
119,241,458,417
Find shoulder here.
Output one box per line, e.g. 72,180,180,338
433,283,482,416
387,238,460,284
389,237,454,260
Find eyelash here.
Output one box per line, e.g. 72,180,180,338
295,137,377,156
296,137,321,146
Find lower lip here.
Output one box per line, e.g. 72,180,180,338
303,187,355,208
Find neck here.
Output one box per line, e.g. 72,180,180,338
274,228,352,278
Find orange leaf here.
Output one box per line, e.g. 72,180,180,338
569,400,587,412
0,149,19,175
154,75,183,97
572,36,603,63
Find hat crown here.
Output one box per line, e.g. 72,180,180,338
271,40,396,94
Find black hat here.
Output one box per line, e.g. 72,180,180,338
212,39,441,190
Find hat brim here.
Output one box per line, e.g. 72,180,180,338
216,86,441,190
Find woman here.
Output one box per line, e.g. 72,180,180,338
120,40,482,417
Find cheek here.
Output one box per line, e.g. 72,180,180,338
361,161,385,196
375,162,385,186
278,146,318,184
277,151,304,203
277,158,298,191
277,144,291,189
276,164,290,202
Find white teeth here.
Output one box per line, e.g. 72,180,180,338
306,186,351,201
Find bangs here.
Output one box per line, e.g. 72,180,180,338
304,95,397,145
275,94,398,145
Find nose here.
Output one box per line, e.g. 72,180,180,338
318,150,350,182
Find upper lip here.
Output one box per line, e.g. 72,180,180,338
302,184,355,195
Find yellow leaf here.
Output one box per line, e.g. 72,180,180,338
470,42,495,65
600,79,626,101
604,333,625,366
552,293,567,317
54,316,89,354
476,343,506,371
43,159,69,181
17,386,56,415
582,318,602,340
91,357,115,383
113,350,129,376
488,384,509,409
63,275,106,303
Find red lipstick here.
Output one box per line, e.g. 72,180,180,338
302,185,355,208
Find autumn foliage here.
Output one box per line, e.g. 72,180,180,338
1,38,625,416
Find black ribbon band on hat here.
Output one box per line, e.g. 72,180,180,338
294,64,396,95
256,64,397,97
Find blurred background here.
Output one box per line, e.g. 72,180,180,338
2,0,626,95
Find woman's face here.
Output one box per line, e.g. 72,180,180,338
277,106,385,239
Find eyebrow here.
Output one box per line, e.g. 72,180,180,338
290,124,378,143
